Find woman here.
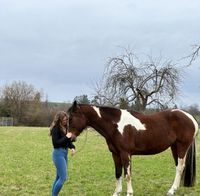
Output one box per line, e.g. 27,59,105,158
50,111,75,196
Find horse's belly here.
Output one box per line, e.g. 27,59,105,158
134,144,170,155
133,135,174,155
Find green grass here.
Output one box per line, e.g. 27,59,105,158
0,127,199,196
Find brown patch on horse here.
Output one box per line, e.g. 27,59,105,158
99,106,121,123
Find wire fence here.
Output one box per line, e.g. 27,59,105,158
0,117,14,126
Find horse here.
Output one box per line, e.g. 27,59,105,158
67,101,198,196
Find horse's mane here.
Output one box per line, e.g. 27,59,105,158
68,102,143,115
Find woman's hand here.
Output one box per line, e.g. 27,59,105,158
71,148,76,156
66,132,72,138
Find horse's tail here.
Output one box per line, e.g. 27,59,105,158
181,139,196,187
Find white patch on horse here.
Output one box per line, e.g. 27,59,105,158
117,110,146,134
113,177,122,196
126,162,133,195
172,109,199,138
168,157,186,195
93,106,102,118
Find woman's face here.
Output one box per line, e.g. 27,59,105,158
61,116,68,126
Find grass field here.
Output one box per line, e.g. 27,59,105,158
0,126,199,196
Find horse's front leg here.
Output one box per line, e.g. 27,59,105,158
121,152,133,196
112,152,123,196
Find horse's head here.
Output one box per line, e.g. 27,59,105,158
67,100,87,141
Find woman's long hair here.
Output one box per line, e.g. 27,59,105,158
49,111,68,136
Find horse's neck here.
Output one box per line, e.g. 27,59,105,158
85,113,104,134
83,107,114,140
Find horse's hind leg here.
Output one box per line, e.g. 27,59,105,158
168,142,188,195
170,143,178,166
125,157,133,196
168,157,186,195
112,153,123,196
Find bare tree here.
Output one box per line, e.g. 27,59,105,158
2,81,42,125
94,49,181,111
182,45,200,66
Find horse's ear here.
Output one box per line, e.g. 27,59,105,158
74,100,81,109
68,100,78,114
73,100,81,111
73,100,77,108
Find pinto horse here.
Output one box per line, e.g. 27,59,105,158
67,101,198,196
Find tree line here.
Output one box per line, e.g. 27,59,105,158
0,80,199,127
0,81,71,126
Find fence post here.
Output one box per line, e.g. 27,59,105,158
0,117,14,126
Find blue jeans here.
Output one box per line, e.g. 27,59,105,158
52,148,68,196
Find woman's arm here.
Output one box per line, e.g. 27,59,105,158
52,127,71,148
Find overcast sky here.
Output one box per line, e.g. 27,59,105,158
0,0,200,107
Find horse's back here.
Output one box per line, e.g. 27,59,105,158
126,109,197,155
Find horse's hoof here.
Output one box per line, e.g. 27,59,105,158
113,193,120,196
166,191,174,196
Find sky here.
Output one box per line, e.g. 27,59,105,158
0,0,200,107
